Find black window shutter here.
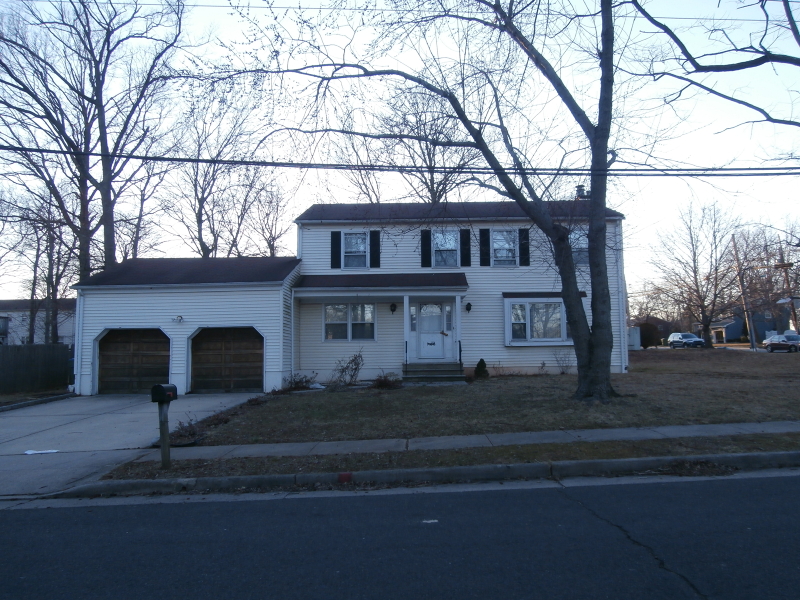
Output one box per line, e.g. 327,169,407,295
421,229,432,267
479,229,490,266
369,230,381,268
460,229,471,267
518,229,530,266
330,231,342,269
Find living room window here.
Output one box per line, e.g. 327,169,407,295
505,298,571,345
324,303,375,340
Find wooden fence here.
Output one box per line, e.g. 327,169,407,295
0,344,73,394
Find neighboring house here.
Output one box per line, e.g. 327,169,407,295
632,316,674,342
707,308,792,344
0,299,76,345
72,201,628,395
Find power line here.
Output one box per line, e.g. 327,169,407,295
2,143,799,177
16,0,796,22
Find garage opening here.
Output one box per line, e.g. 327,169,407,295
191,327,264,392
98,329,170,394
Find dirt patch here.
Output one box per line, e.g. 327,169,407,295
104,432,800,480
0,389,69,407
167,349,800,447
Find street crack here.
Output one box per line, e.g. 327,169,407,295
557,485,709,599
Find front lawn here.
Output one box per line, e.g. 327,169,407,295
179,348,799,446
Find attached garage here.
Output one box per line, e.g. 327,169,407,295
98,329,170,394
72,256,301,396
191,327,264,392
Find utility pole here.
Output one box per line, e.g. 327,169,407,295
774,245,799,333
732,235,757,351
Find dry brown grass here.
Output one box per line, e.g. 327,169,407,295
104,432,800,480
183,348,799,446
0,389,67,407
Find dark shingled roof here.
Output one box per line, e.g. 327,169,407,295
0,298,76,311
75,257,301,287
296,201,623,223
296,273,469,289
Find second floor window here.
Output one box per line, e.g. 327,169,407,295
433,231,458,267
344,233,367,268
492,230,517,266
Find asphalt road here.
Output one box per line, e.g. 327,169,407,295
2,473,800,599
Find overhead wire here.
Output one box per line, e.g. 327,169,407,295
1,143,798,177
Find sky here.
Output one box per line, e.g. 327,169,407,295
1,0,799,298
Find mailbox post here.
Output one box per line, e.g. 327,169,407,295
151,384,178,469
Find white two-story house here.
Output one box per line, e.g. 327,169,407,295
72,201,627,395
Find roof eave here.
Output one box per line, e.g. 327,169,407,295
72,280,287,291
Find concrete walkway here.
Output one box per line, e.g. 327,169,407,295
135,420,800,462
0,393,255,496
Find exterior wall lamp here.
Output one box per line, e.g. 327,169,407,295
390,303,397,314
465,303,472,313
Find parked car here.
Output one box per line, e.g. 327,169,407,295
763,334,800,353
667,332,705,349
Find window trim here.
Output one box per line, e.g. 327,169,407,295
342,231,369,270
432,229,460,268
504,297,573,346
491,229,519,267
323,302,377,342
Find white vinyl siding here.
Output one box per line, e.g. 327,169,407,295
75,279,296,395
294,219,626,373
298,302,404,380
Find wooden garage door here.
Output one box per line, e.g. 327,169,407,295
98,329,170,394
191,327,263,392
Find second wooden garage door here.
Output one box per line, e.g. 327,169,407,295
191,327,264,392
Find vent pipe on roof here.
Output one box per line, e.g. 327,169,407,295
575,185,590,200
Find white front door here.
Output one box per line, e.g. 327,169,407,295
418,303,444,358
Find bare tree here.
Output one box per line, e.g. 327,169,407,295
1,186,77,343
632,0,800,130
0,0,185,277
650,203,740,346
241,0,659,401
164,83,290,257
380,92,481,204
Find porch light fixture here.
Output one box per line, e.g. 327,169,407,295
390,303,397,314
466,303,472,313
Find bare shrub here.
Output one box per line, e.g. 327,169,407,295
371,371,403,389
538,361,547,375
328,351,364,388
553,350,574,375
283,372,318,391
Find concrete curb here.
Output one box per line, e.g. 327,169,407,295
40,450,800,499
0,393,76,413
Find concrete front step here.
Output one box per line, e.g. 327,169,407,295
403,363,465,382
403,374,466,382
403,362,463,372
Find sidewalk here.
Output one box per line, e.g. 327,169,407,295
0,392,255,496
135,420,800,462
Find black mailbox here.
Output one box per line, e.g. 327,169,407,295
151,384,178,403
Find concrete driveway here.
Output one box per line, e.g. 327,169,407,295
0,393,255,496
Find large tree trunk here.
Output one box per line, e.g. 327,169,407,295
570,0,618,401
